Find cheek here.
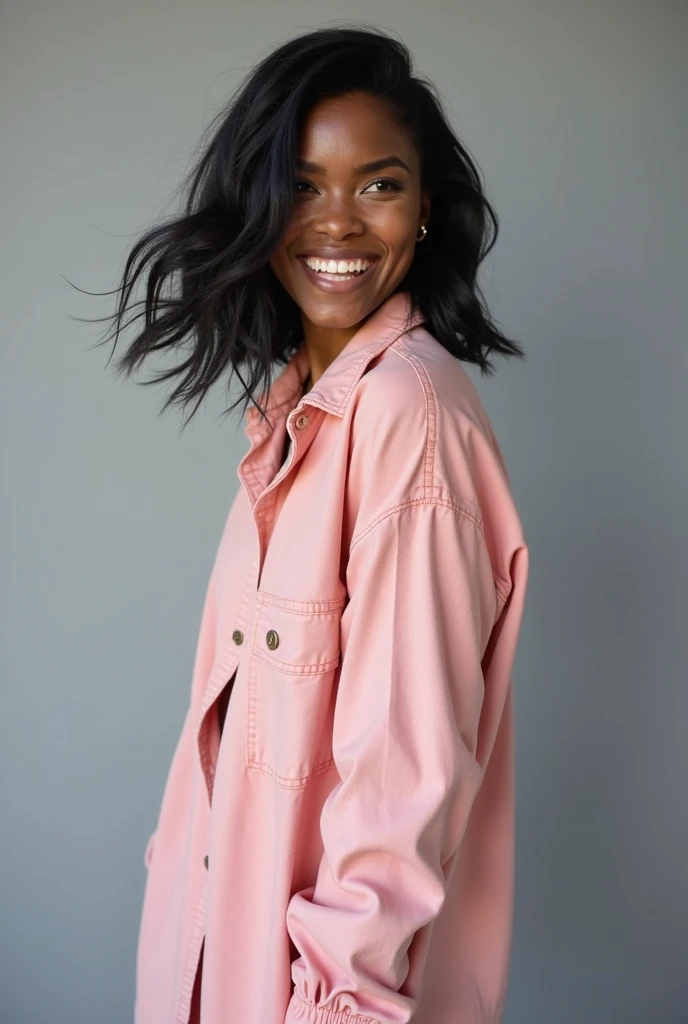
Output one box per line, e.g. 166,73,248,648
269,248,291,279
270,222,301,272
374,207,417,249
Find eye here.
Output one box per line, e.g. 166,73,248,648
362,177,404,193
292,177,404,195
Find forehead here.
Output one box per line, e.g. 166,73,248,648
298,93,413,162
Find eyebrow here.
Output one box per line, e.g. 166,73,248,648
296,156,410,175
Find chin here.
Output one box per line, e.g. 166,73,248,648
299,295,376,327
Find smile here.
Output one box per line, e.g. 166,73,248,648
297,256,380,293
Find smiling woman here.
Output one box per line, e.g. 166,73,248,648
70,24,522,431
71,22,529,1024
268,91,430,348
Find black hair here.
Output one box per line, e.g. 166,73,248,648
68,23,525,430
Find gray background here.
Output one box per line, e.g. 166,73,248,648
1,2,686,1022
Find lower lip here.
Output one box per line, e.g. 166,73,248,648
298,257,380,293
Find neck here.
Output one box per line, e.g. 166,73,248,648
299,309,374,394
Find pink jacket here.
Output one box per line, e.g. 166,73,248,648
134,289,529,1024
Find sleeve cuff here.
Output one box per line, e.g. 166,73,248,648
285,991,381,1024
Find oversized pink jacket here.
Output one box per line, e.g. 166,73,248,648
134,289,529,1024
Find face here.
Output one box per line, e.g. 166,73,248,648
268,91,431,339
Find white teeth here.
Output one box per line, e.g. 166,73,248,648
303,256,372,275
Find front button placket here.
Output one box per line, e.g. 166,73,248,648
196,555,258,808
246,404,321,591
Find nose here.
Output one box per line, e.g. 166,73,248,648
311,194,365,239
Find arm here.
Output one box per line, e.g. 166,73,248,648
284,497,506,1024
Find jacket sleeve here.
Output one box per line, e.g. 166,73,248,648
283,497,509,1024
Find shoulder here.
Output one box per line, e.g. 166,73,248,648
354,325,496,434
345,325,526,590
348,325,503,505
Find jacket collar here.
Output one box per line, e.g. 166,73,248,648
244,290,424,441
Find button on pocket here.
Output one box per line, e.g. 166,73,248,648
247,592,344,789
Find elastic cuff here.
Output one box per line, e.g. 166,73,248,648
284,990,381,1024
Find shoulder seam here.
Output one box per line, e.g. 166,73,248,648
349,498,510,605
350,496,483,553
389,340,437,499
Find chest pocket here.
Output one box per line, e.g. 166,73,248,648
247,591,344,789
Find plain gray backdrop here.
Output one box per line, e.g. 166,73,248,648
1,2,686,1022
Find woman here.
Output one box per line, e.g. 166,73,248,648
91,24,529,1024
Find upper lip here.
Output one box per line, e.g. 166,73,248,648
297,249,380,261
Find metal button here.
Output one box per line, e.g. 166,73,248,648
232,629,244,645
265,629,280,651
203,855,209,870
295,414,309,431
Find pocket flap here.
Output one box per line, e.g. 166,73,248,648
252,593,343,673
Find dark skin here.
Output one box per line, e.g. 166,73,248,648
269,90,431,389
216,94,431,739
